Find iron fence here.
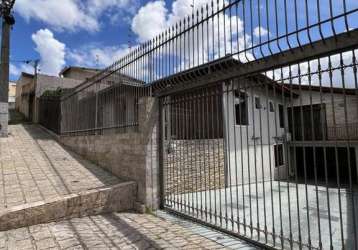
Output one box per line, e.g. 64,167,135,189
39,96,61,134
60,0,358,98
60,75,150,136
60,0,358,249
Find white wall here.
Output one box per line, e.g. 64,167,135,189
222,81,290,185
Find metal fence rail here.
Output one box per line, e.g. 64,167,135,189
60,0,357,136
61,0,358,95
61,77,150,135
161,48,358,249
59,0,358,249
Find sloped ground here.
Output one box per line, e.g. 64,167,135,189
0,125,135,230
0,125,258,249
0,212,233,250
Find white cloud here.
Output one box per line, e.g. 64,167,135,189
15,0,99,32
131,1,168,42
131,0,224,42
253,26,269,38
167,0,218,25
68,44,131,67
87,0,135,16
266,50,358,89
32,29,66,76
10,63,35,79
131,0,251,71
10,64,21,77
15,0,137,32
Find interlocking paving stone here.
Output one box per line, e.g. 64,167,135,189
156,211,259,249
0,125,137,231
0,213,233,249
0,125,124,212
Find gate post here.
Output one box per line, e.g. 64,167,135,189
158,97,165,209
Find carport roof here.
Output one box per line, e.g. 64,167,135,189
151,55,297,97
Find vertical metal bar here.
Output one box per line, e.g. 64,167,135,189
175,95,180,212
328,55,345,248
202,88,209,222
263,73,276,246
231,79,240,233
257,78,268,243
290,64,303,249
307,58,323,249
249,77,260,240
184,90,190,213
237,79,248,236
280,66,292,249
317,56,333,250
210,85,218,225
225,81,234,230
222,82,229,229
205,87,212,222
243,79,253,238
216,83,223,227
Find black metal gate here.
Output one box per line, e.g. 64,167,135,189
160,50,358,249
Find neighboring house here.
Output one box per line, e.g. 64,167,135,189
61,71,145,134
16,72,34,119
59,66,101,81
16,66,101,123
8,81,16,110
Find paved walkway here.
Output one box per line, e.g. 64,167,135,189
0,213,231,250
0,125,258,249
0,125,122,210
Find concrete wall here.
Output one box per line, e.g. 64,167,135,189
33,75,83,123
16,74,33,112
35,74,82,98
17,78,35,119
60,97,160,209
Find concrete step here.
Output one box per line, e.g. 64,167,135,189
0,181,136,231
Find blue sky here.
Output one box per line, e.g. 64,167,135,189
8,0,358,81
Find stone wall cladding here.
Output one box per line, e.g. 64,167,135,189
60,97,160,209
164,139,225,195
0,181,136,231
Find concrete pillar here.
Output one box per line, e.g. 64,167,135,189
0,19,11,137
0,102,8,137
138,96,160,210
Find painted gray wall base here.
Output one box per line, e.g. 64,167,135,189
0,102,8,137
0,181,136,231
